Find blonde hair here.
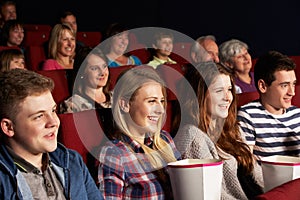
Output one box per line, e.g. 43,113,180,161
112,66,177,169
48,23,75,59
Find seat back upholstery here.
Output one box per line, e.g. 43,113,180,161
128,43,151,64
76,31,102,47
37,70,70,104
23,30,50,47
156,63,188,101
23,24,52,32
109,65,136,90
289,55,300,84
236,91,260,108
25,45,46,71
253,178,300,200
292,85,300,108
170,42,192,64
156,63,188,134
58,109,105,164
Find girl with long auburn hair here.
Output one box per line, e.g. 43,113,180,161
172,62,263,199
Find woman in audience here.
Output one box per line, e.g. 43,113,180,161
97,67,181,199
219,39,256,93
41,23,75,70
0,19,25,53
0,48,25,71
59,46,112,113
172,62,263,199
104,23,142,67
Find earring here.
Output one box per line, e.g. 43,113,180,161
80,76,84,79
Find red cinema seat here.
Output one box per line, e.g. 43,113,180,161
76,31,102,47
289,55,300,84
128,32,138,45
23,24,52,32
170,42,192,64
128,44,151,64
0,46,21,52
156,63,188,101
251,58,257,72
57,109,112,181
292,85,300,108
109,65,136,90
37,70,70,104
25,45,46,71
253,178,300,200
237,91,260,108
23,30,50,47
57,109,105,164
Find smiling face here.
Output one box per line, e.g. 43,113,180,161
9,57,25,69
260,70,296,114
83,53,109,88
206,74,233,120
154,36,173,58
58,29,76,57
8,25,24,46
110,31,129,56
125,81,165,137
1,4,16,21
4,91,60,159
201,39,219,63
229,47,252,73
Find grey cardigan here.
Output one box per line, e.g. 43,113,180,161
174,124,263,200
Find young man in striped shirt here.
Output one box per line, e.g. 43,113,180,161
237,50,300,161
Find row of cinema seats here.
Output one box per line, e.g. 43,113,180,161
22,23,194,71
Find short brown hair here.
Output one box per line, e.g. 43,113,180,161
0,69,54,122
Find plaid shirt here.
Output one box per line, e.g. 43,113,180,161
98,131,181,199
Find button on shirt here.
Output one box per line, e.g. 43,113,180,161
7,146,66,200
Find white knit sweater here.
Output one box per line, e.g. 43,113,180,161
173,124,264,200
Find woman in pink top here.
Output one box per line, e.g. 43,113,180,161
42,23,75,70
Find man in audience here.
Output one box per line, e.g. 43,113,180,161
0,0,17,29
192,35,219,63
0,69,104,199
59,10,78,33
58,10,86,48
237,50,300,161
190,38,214,64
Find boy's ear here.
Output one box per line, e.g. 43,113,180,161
258,79,267,93
1,118,15,137
152,43,157,49
119,98,130,113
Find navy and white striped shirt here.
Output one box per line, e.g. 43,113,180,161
237,100,300,160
